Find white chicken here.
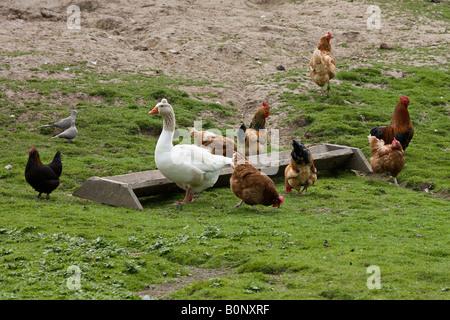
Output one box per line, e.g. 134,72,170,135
149,99,232,205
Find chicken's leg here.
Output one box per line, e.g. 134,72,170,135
235,200,243,208
394,178,399,187
327,81,331,94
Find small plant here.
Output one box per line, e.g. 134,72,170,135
124,260,141,274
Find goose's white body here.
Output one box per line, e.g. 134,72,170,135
155,129,231,193
150,99,232,202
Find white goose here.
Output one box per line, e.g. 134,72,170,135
149,99,232,204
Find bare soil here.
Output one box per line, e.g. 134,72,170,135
1,0,448,119
136,266,234,299
0,0,448,298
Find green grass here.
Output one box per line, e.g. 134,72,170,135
359,0,450,21
1,63,448,300
0,2,449,299
0,173,448,299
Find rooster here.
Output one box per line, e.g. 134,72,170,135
190,128,237,158
25,147,62,199
230,151,283,212
368,136,405,187
237,102,270,156
370,96,414,151
309,32,336,94
284,140,317,194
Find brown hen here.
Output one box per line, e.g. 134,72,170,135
230,151,283,212
190,128,237,158
368,135,405,187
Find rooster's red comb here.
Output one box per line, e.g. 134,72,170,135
400,96,409,102
262,102,270,108
400,96,410,105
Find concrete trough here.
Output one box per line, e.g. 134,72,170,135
73,143,372,210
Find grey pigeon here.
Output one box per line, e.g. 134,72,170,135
51,119,78,141
39,110,78,130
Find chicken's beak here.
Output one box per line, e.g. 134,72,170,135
149,106,159,115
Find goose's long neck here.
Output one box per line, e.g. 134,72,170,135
155,111,176,155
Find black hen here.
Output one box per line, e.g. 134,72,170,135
25,147,62,199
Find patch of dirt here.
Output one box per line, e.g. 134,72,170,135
136,266,234,299
381,70,409,78
1,0,448,146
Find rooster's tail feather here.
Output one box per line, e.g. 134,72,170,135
237,124,247,144
48,151,62,177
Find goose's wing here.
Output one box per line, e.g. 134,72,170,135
173,144,232,172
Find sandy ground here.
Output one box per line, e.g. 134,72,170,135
1,0,448,121
0,0,448,298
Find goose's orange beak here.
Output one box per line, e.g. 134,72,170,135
149,106,159,114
